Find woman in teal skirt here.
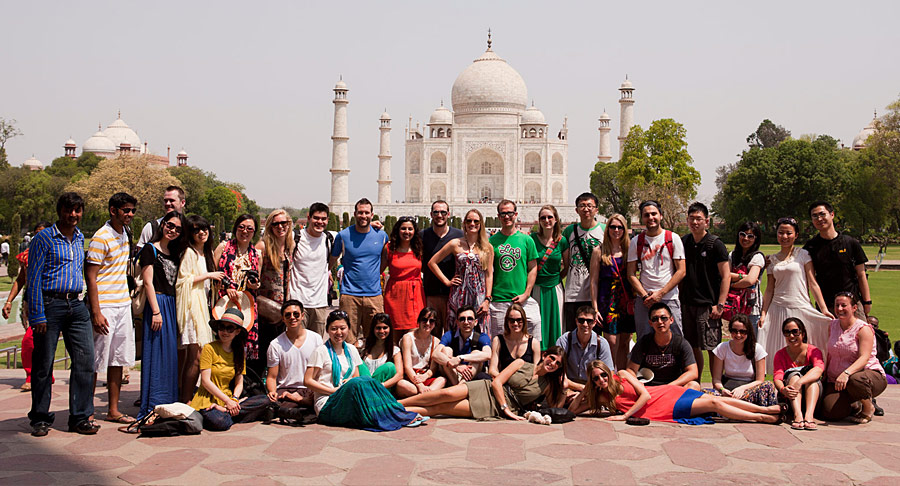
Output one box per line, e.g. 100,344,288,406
359,313,405,390
530,205,568,349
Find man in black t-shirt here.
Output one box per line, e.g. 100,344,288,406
420,200,463,336
803,201,871,318
627,302,699,389
679,202,730,377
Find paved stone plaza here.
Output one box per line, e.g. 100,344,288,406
0,370,898,485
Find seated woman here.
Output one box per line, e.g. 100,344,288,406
490,303,541,377
190,308,274,431
570,360,783,424
822,292,887,423
397,307,447,397
773,317,824,430
360,313,405,392
400,346,568,421
305,310,422,431
709,314,777,407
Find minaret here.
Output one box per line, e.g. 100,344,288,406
617,76,635,155
597,110,612,162
63,137,77,158
329,77,350,214
377,110,392,204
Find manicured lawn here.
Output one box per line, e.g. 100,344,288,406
757,244,899,261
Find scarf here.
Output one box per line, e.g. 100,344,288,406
325,339,353,387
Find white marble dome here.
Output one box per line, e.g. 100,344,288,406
380,111,391,121
22,155,43,170
102,116,142,150
83,129,116,153
599,110,611,120
521,104,546,125
334,79,347,90
852,119,877,150
177,149,188,157
64,138,77,146
451,48,528,114
428,104,452,125
620,79,634,90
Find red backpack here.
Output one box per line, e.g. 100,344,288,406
636,230,674,271
722,252,762,321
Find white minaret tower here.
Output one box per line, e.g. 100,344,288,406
330,77,350,214
377,110,392,204
597,109,612,162
617,76,635,156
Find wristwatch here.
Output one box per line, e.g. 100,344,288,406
485,295,493,302
500,404,509,411
863,300,873,306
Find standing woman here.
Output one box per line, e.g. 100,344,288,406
176,215,223,403
530,205,568,349
821,293,887,423
726,222,764,335
254,209,295,377
138,211,186,419
398,307,447,397
429,209,493,333
381,216,425,340
758,217,833,373
589,213,634,371
214,214,261,373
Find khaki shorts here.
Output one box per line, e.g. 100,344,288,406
339,294,383,345
303,307,330,336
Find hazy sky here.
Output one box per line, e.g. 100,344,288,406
4,1,898,209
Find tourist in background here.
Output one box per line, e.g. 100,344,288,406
253,209,295,378
381,216,425,340
590,213,634,370
773,317,824,430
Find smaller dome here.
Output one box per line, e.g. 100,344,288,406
428,104,452,125
598,110,611,120
380,111,391,121
22,155,43,170
64,138,77,146
334,79,347,90
83,130,116,153
852,119,877,149
521,104,546,125
620,79,634,90
177,149,188,157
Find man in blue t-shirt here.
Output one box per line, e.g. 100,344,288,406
434,306,492,385
330,198,388,346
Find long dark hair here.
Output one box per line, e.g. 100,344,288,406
364,313,395,361
388,216,422,259
231,329,248,376
541,346,567,407
231,213,258,238
185,215,215,271
731,221,762,268
151,211,187,258
782,317,808,344
728,314,756,358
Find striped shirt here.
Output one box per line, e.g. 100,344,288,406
27,224,86,326
86,221,131,308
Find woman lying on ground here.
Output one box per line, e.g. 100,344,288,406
400,346,567,421
569,360,783,424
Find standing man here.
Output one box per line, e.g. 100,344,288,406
27,192,98,436
487,200,541,341
421,200,463,336
562,192,605,333
803,201,871,319
1,238,9,267
627,200,686,341
86,192,138,424
289,202,333,335
330,198,388,346
679,202,730,377
137,185,186,248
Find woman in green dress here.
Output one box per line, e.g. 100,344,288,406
530,205,569,349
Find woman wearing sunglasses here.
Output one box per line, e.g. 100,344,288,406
136,211,186,420
758,217,833,373
530,205,568,349
398,307,447,397
589,213,634,370
381,216,425,339
725,222,764,336
709,314,777,407
773,317,824,430
253,209,295,378
570,360,783,424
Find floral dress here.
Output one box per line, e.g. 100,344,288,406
217,240,261,360
447,246,486,332
597,256,635,335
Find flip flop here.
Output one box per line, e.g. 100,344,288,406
790,420,805,430
105,414,136,424
804,421,818,430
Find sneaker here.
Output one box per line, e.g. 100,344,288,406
874,399,885,416
31,422,51,437
68,420,101,435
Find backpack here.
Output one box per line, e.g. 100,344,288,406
636,230,674,272
874,327,891,363
290,229,334,302
722,250,762,321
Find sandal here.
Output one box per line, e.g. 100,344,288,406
848,413,872,424
790,420,805,430
105,414,136,424
804,420,818,430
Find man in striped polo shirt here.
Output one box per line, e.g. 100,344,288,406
27,192,98,436
86,192,137,424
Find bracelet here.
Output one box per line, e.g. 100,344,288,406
500,403,509,411
863,300,873,306
485,296,493,302
842,370,851,376
153,312,161,316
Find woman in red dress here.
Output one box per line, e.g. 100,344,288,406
569,361,783,424
381,217,425,341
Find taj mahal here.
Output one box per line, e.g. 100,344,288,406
328,33,636,221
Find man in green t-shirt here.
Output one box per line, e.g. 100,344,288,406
487,200,541,341
561,192,605,333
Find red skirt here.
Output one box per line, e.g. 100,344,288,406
383,278,425,330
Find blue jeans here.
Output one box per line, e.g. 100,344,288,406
200,395,272,431
28,297,95,427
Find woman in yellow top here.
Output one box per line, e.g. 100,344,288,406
191,308,273,431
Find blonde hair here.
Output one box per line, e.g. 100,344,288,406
538,204,561,242
583,360,623,415
464,209,492,272
600,213,630,266
262,209,295,268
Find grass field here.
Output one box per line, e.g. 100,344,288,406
757,244,899,261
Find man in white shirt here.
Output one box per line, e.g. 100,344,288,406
562,192,605,333
266,300,323,411
627,200,686,341
289,203,332,334
137,186,185,248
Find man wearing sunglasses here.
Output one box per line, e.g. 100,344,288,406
555,306,613,390
266,300,323,411
562,192,605,333
420,200,462,336
627,303,699,389
435,305,492,385
85,192,138,425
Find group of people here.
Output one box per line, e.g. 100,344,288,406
7,186,888,436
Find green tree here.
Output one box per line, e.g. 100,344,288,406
342,212,350,228
327,213,340,232
14,170,61,229
7,213,21,277
204,186,239,228
589,160,635,221
0,118,24,170
45,152,103,180
850,97,900,232
747,119,791,149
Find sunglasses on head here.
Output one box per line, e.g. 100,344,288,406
283,311,302,319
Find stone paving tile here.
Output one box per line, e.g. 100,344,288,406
619,423,738,439
863,476,900,486
570,459,636,486
857,443,900,474
382,421,436,439
734,423,802,448
531,443,660,461
4,453,132,472
466,434,525,467
661,438,728,472
641,471,784,486
262,430,333,459
418,466,566,486
561,419,616,444
731,447,862,464
64,427,136,453
784,464,854,486
342,454,415,486
117,449,206,484
140,433,267,449
802,428,900,444
0,472,55,485
438,421,556,435
334,436,463,455
204,459,342,478
221,478,285,486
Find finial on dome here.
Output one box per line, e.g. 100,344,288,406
117,109,121,119
487,28,492,50
440,99,444,107
531,100,535,107
874,109,878,119
98,123,101,130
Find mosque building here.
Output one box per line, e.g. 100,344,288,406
328,33,636,221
